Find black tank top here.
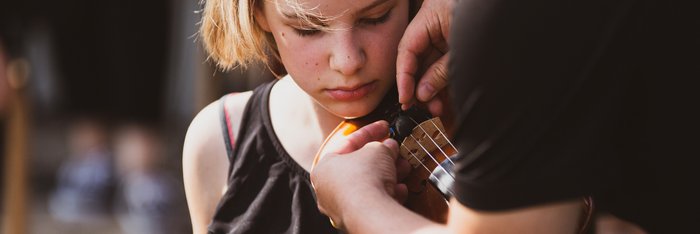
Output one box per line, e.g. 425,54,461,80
208,81,337,234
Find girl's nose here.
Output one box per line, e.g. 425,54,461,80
329,30,366,76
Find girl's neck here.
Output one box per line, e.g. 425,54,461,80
310,95,345,138
278,76,343,135
268,76,343,171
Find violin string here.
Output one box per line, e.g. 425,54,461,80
407,117,455,167
401,144,454,194
408,134,455,180
428,119,457,165
409,117,454,166
401,140,439,175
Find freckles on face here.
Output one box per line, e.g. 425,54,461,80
265,0,407,74
261,0,409,117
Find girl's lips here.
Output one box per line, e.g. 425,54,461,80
325,81,377,101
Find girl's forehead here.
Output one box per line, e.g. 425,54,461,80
270,0,391,16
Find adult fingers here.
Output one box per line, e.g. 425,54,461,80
397,3,434,109
394,183,408,204
395,158,412,182
380,138,399,161
397,72,416,111
426,94,444,117
416,53,450,103
334,121,390,154
397,0,454,109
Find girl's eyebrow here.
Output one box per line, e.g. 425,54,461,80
280,6,333,28
281,11,329,26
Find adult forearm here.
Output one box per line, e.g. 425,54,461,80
340,190,446,234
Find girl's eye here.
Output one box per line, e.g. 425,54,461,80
294,28,320,37
291,8,392,36
360,9,392,26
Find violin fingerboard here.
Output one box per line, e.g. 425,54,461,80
399,117,450,168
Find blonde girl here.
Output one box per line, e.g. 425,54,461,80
183,0,416,233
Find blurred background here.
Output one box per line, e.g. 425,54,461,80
1,0,274,233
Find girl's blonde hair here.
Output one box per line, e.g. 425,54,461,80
200,0,422,71
200,0,327,71
200,0,274,71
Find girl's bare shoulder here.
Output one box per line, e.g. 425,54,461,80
183,91,253,161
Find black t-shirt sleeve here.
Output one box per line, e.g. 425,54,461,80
448,0,634,211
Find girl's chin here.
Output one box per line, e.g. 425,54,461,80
316,93,386,119
334,109,372,119
327,104,376,119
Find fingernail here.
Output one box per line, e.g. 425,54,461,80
378,120,390,128
418,84,435,101
383,138,399,152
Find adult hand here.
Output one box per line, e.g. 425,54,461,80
310,121,411,229
397,0,455,115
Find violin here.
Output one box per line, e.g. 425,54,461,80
312,87,594,231
312,87,455,223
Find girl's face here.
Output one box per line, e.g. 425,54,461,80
257,0,409,118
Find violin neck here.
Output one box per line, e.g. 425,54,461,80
397,117,458,199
